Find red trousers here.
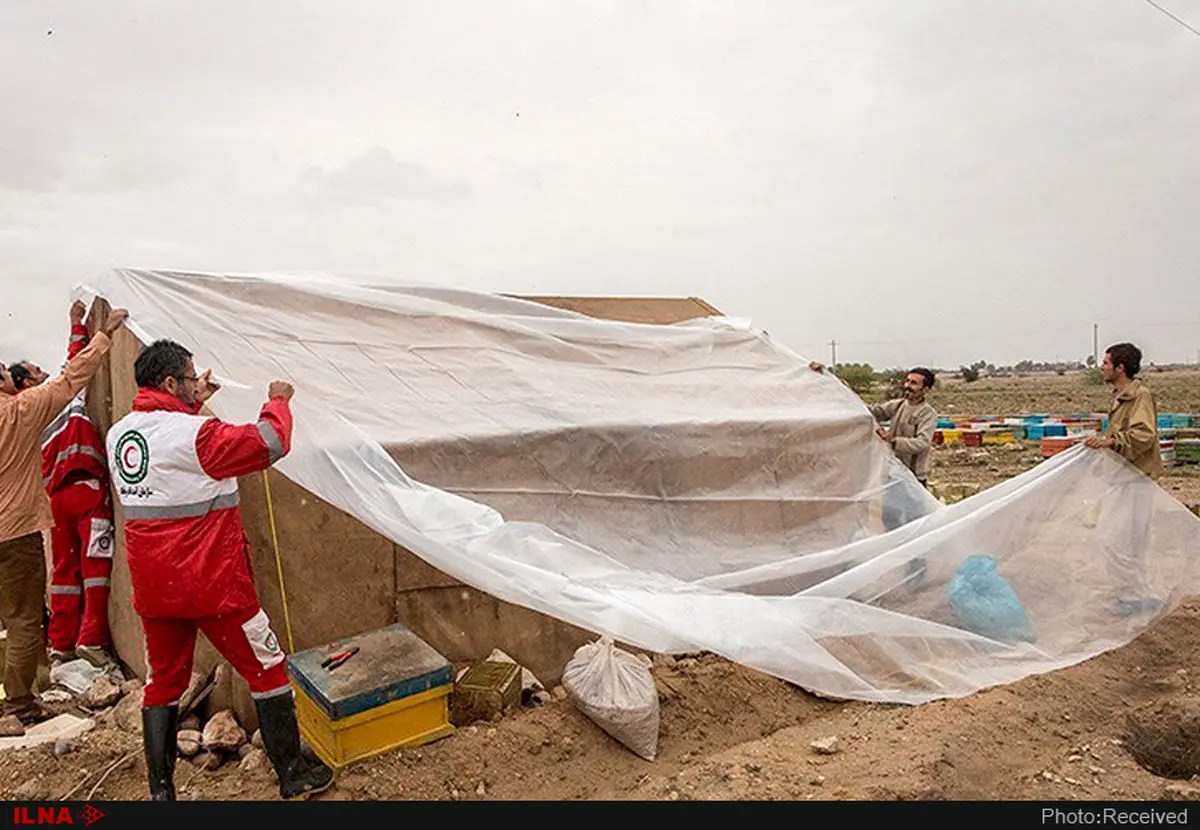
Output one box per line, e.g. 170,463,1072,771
48,480,114,652
141,605,291,708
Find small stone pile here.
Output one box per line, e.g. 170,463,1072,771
177,709,271,774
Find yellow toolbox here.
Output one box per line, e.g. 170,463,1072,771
286,623,456,770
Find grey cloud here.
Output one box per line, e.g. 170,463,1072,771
73,152,188,194
298,147,472,205
0,124,70,192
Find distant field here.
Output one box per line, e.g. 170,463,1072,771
866,368,1200,509
862,368,1200,418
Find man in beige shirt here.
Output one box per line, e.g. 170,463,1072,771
808,363,939,486
0,304,127,724
1084,342,1164,618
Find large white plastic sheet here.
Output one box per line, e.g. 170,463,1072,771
80,269,1200,704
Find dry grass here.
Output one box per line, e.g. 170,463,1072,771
1124,697,1200,780
862,368,1200,418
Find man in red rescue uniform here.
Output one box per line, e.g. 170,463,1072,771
106,339,333,801
8,300,117,669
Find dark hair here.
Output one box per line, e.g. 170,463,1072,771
1105,343,1142,379
134,340,193,388
908,367,935,389
7,362,33,389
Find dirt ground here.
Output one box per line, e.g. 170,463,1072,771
2,369,1199,802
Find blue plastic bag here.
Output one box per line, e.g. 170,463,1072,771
947,554,1037,643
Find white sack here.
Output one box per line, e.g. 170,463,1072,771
562,636,659,760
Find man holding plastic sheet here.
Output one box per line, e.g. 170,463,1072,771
1084,342,1164,618
809,363,939,534
106,339,333,800
0,304,127,726
809,363,938,487
9,300,118,671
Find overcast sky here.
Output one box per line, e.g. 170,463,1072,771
2,1,1198,373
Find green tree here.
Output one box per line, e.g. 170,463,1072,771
833,363,875,394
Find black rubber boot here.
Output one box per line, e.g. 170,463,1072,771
255,693,334,799
142,705,178,801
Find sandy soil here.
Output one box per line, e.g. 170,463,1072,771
4,604,1200,803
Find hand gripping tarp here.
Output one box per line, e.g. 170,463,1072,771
80,269,1200,704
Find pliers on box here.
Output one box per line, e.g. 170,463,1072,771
321,646,359,671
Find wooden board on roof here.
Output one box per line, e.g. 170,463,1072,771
509,295,723,325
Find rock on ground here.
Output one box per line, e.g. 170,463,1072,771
202,709,246,752
113,689,144,733
177,729,203,757
86,675,123,708
239,747,270,773
811,736,840,755
14,778,48,800
197,751,223,771
0,715,26,737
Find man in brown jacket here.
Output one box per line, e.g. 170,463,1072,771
809,363,939,486
0,304,127,723
1084,343,1164,478
1084,342,1164,617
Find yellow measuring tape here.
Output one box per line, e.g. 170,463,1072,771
262,470,296,654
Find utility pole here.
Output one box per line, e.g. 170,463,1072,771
830,339,837,368
1093,323,1098,368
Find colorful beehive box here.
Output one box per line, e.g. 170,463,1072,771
961,430,983,447
1173,414,1194,429
286,622,456,770
982,429,1015,445
1042,436,1083,458
1176,439,1200,464
941,429,962,444
1025,424,1046,441
1161,439,1176,467
1042,423,1067,438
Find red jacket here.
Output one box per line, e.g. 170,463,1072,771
40,323,110,495
109,387,293,620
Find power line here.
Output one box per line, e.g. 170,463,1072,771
1141,0,1200,39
